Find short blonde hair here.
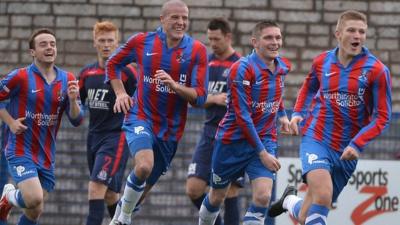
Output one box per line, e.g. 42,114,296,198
336,10,367,32
161,0,188,16
93,21,119,40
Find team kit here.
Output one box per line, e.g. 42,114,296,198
0,1,392,225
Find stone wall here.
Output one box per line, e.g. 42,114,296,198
1,0,399,109
2,1,400,224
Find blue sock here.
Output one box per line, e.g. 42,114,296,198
16,190,26,208
203,195,220,213
7,189,26,208
86,199,105,225
243,203,267,225
128,171,145,188
224,197,239,225
17,214,37,225
292,200,303,220
305,204,329,225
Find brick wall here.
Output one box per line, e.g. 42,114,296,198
1,0,399,110
2,1,400,224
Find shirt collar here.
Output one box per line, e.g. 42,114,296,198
331,46,369,64
29,63,62,82
249,49,280,71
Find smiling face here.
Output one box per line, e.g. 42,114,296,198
30,33,57,65
160,1,189,47
252,26,282,63
336,19,367,57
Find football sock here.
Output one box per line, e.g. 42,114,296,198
192,193,206,209
17,214,37,225
107,201,118,218
224,196,239,225
86,199,104,225
199,195,220,225
243,203,267,225
110,200,122,221
7,189,26,208
305,204,329,225
283,195,303,220
192,194,222,225
118,171,145,223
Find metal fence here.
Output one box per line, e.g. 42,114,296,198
6,110,400,225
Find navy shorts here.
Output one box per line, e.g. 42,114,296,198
211,138,277,189
87,131,130,193
300,135,357,202
123,120,178,186
187,126,245,187
7,156,55,192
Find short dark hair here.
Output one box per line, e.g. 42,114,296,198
207,18,232,35
29,28,56,50
251,21,280,38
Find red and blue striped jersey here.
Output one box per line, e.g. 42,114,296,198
0,63,83,169
204,52,241,128
293,47,392,152
78,62,137,133
216,51,291,152
106,27,208,141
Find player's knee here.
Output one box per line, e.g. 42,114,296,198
23,196,44,220
313,193,332,206
134,163,153,178
314,195,332,207
253,192,271,206
209,190,225,206
88,181,109,200
226,186,240,198
104,190,119,204
29,204,44,219
186,185,203,200
24,194,44,209
186,177,208,200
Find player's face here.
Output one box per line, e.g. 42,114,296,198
207,29,231,57
336,19,367,57
30,33,57,64
161,4,189,44
94,31,118,60
252,26,282,62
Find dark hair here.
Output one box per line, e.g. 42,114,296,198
251,20,280,38
29,28,56,50
207,18,232,35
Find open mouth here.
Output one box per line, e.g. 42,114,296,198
174,26,185,33
268,48,279,53
351,42,360,48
